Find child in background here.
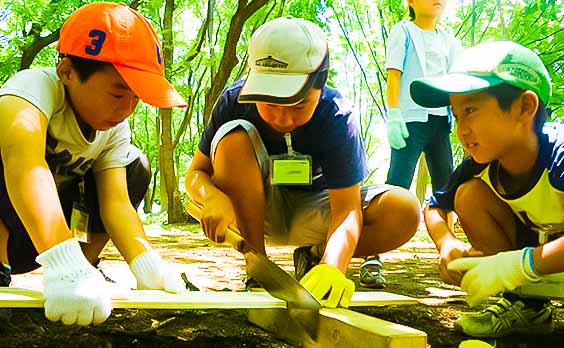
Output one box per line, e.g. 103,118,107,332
361,0,461,288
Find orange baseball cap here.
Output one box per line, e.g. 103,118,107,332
56,2,186,108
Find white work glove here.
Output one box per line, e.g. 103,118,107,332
36,238,112,325
129,250,187,293
448,247,541,306
386,108,409,150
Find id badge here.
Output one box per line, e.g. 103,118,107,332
269,154,312,185
71,202,90,243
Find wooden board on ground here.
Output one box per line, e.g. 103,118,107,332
0,288,417,309
248,307,427,348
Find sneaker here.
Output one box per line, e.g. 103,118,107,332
455,297,554,338
359,255,386,289
293,246,321,281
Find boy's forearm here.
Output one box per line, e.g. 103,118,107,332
185,169,227,206
3,156,71,252
101,201,149,263
321,210,362,273
423,205,458,252
534,237,564,275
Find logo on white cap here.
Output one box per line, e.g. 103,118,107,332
255,56,289,69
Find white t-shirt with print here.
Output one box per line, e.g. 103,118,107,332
0,67,138,186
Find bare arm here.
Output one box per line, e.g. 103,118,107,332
535,236,564,275
322,184,363,273
184,149,236,243
423,204,459,252
184,150,226,206
0,95,71,252
424,204,470,285
386,69,402,108
95,167,149,263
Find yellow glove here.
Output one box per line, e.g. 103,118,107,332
300,264,355,308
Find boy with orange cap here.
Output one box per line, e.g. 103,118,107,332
0,2,187,326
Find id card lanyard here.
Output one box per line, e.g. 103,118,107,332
269,133,313,185
70,179,91,243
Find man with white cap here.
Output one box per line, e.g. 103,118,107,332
185,17,420,308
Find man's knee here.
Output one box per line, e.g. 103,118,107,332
366,187,420,236
388,188,420,236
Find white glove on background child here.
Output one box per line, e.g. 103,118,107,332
36,238,112,326
129,250,187,293
386,108,409,150
448,247,542,306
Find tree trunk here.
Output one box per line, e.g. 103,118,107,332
159,0,184,223
20,29,60,70
471,0,476,45
143,171,158,214
496,0,509,39
203,0,270,124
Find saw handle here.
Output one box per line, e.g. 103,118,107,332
186,200,245,253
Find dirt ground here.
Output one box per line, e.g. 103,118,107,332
3,221,564,348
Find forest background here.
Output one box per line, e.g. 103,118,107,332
1,0,562,223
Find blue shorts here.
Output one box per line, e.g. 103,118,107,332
210,119,399,246
0,146,151,274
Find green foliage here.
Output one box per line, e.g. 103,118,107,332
1,0,563,204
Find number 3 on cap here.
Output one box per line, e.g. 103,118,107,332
85,29,106,56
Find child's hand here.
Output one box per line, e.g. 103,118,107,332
448,248,541,306
386,108,409,150
300,264,354,308
129,250,188,294
438,238,471,285
200,194,236,244
36,239,112,325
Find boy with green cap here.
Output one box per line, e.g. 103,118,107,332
410,40,562,337
0,2,188,326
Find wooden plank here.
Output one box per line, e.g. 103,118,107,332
248,307,427,348
0,288,417,309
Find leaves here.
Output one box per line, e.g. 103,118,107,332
1,0,563,207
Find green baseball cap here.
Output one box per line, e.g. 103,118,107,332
410,41,552,108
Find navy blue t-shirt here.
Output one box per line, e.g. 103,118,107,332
428,122,564,234
199,79,368,192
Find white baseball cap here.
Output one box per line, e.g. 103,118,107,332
238,16,329,105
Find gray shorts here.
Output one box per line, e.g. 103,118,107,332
210,119,396,246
